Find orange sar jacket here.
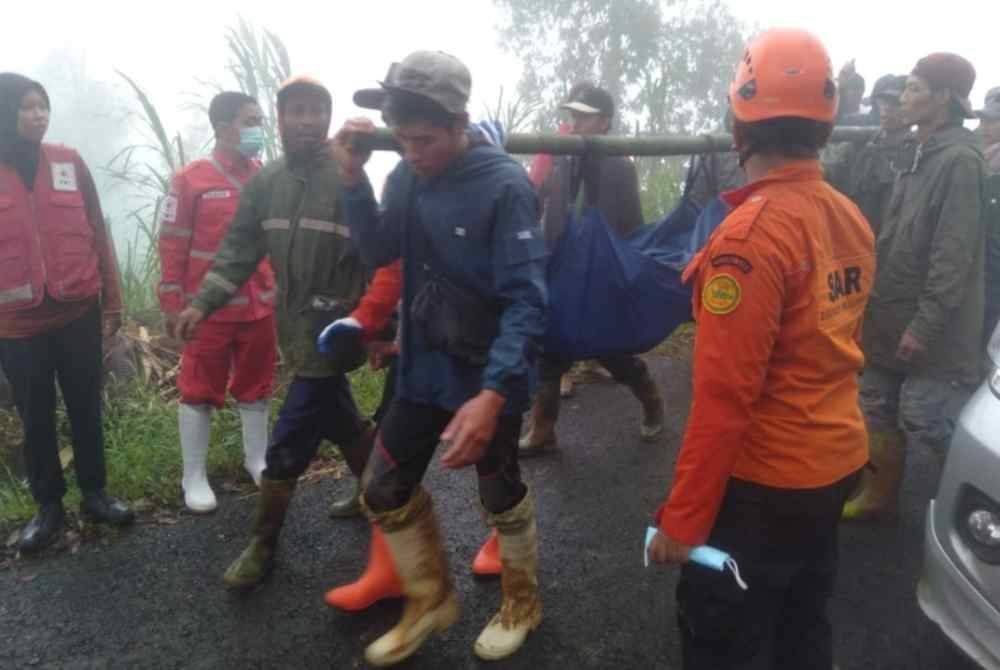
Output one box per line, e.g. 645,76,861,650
656,160,875,547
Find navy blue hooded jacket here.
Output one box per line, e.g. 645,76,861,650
342,138,547,414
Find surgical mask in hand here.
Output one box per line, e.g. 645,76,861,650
644,526,748,590
238,126,265,158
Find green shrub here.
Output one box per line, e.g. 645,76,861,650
0,366,387,528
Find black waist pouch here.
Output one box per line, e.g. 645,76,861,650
410,274,500,367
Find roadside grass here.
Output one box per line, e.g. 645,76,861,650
0,366,386,531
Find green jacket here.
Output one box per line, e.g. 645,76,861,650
192,156,366,378
864,124,987,384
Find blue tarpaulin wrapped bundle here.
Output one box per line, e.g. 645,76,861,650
542,161,731,360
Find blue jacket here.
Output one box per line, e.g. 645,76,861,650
341,139,547,414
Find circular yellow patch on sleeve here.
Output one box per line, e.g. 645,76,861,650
702,273,742,315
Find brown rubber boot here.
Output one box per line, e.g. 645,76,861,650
842,431,906,523
474,492,543,661
518,380,561,457
223,476,297,589
364,487,460,667
627,369,665,442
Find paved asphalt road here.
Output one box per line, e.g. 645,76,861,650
0,357,981,669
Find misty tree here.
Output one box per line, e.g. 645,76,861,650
482,86,542,135
494,0,751,219
31,48,130,211
203,16,292,163
105,18,293,322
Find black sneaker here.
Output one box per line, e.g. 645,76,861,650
80,491,135,527
19,502,65,553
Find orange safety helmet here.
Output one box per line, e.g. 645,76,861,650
730,28,838,124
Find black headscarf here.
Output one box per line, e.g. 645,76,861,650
0,73,50,190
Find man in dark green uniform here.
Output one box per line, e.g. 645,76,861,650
175,76,374,587
845,53,987,522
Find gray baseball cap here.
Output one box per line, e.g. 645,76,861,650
977,86,1000,121
353,51,471,115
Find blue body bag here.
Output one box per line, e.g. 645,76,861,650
542,161,730,360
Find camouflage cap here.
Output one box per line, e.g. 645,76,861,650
354,51,471,115
977,86,1000,121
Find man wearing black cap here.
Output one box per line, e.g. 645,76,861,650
828,74,915,235
519,82,665,456
845,53,988,523
174,76,377,588
331,51,547,665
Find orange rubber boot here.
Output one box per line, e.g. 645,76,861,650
325,525,403,612
472,530,502,577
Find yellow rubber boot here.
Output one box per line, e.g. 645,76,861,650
364,488,460,667
474,493,543,661
842,430,906,523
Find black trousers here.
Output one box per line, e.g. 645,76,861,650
0,305,106,504
677,472,860,670
264,374,365,480
364,397,526,515
372,357,399,426
539,352,648,386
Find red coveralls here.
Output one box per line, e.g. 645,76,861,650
157,150,276,407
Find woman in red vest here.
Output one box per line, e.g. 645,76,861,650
0,73,133,553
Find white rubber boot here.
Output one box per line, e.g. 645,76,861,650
179,404,217,513
239,400,270,487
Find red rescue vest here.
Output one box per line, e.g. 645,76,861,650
0,144,102,314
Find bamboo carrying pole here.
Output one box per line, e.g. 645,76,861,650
363,127,878,157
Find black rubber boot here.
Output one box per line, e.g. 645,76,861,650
19,501,66,554
80,491,135,526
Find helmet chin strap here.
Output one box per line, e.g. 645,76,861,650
734,134,756,168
